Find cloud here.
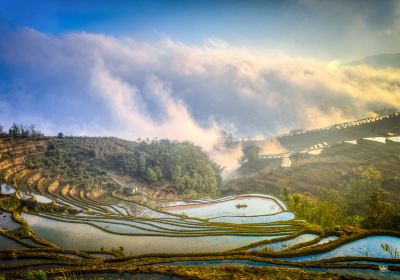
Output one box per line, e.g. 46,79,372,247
259,139,287,155
209,143,243,178
0,28,400,174
91,61,220,151
294,0,400,59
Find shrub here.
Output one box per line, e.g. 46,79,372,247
25,270,47,280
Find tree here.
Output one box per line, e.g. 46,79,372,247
28,124,36,136
154,166,163,180
7,123,42,138
368,188,385,215
25,270,47,280
361,166,383,189
172,165,182,184
363,187,391,229
221,130,236,147
145,167,158,182
57,132,64,138
241,145,261,164
24,136,221,197
9,123,20,137
344,166,383,216
138,154,146,175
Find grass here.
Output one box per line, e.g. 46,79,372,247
1,266,362,280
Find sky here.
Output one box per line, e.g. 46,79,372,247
0,0,400,168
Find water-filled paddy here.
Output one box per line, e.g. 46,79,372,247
306,267,400,280
22,213,284,254
35,214,249,235
163,195,284,218
364,137,387,143
281,235,400,261
313,236,338,246
88,253,115,259
0,258,48,265
0,183,16,194
249,233,318,251
163,194,286,207
161,259,290,268
209,212,295,224
19,191,53,203
118,201,177,218
0,211,20,231
0,234,25,249
160,259,400,279
13,194,299,254
3,189,400,279
19,238,45,247
110,204,129,215
389,136,400,142
33,194,52,203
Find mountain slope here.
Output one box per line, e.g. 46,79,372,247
224,113,400,201
241,112,400,153
0,136,221,199
224,137,400,198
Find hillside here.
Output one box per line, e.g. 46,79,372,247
224,113,400,196
224,138,400,200
241,112,400,152
222,113,400,230
0,134,221,200
1,117,400,278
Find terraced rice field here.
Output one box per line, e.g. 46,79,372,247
1,137,400,279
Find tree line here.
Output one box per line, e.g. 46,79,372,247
105,139,221,197
0,123,43,138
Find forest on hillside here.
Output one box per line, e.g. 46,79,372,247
2,123,221,197
25,136,221,197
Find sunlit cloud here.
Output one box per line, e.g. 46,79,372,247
91,61,220,151
0,28,399,174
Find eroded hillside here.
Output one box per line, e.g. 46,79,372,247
0,136,221,203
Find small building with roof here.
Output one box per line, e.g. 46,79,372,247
123,184,138,195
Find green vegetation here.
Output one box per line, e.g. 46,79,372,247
0,195,21,212
381,243,400,259
281,167,400,230
107,139,221,196
25,270,47,280
24,137,221,197
240,145,261,165
226,113,400,197
5,123,43,139
236,144,268,174
25,138,117,190
6,265,362,280
235,203,247,209
2,235,394,280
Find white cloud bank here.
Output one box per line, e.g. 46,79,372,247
91,62,220,151
0,28,400,173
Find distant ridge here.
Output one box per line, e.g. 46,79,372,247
348,53,400,68
242,112,400,152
